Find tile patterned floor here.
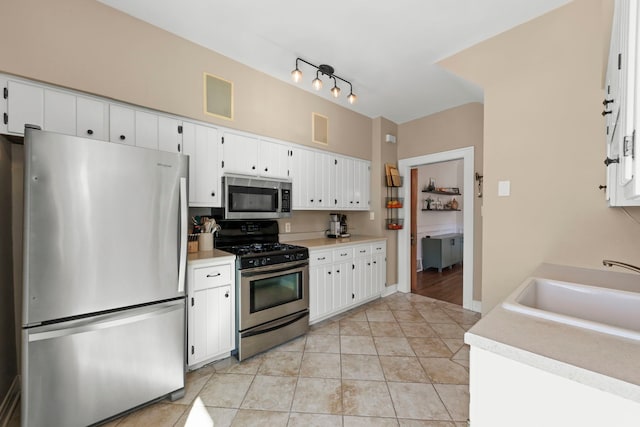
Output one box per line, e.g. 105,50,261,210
12,292,480,427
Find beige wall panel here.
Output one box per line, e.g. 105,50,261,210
0,0,371,159
377,118,400,286
440,0,640,313
398,103,484,300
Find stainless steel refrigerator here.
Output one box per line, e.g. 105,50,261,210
21,128,189,427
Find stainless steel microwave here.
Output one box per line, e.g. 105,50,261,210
223,174,292,219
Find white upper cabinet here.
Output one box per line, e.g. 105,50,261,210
289,146,369,211
135,110,158,150
354,158,370,209
6,80,43,134
76,97,107,141
221,132,290,179
0,73,370,212
605,0,640,205
109,104,135,145
158,116,183,153
183,121,221,207
43,89,76,136
290,146,313,209
221,132,258,175
258,139,290,179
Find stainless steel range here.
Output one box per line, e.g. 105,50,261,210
215,220,309,361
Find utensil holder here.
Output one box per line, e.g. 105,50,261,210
198,233,213,251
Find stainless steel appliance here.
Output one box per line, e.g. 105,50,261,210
215,220,309,361
21,128,188,427
327,213,350,238
328,213,341,238
222,174,292,219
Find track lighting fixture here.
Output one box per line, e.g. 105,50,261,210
291,58,357,104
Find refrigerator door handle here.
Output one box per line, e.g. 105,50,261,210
178,177,187,293
27,300,184,343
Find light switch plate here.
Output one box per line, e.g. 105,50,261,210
498,180,511,197
369,211,375,220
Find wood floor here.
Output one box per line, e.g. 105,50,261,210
413,264,463,305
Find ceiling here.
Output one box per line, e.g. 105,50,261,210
98,0,569,124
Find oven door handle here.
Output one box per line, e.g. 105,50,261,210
241,261,308,277
241,310,309,338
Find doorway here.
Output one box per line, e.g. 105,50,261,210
411,160,464,305
398,147,476,311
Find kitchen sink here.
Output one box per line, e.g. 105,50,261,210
502,277,640,341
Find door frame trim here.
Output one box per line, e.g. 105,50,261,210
398,146,475,310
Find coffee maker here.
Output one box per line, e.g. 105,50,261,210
327,213,349,238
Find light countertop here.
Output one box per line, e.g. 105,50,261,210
186,235,386,264
465,263,640,402
289,235,387,249
187,249,235,265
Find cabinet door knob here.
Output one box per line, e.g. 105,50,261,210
602,110,612,116
225,291,229,298
87,129,94,135
211,191,215,197
252,166,256,170
328,271,331,275
119,135,126,140
603,98,614,106
604,157,620,166
264,167,268,172
310,199,314,203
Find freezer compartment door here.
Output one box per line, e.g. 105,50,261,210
22,300,185,427
23,128,189,324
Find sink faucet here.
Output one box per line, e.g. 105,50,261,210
602,259,640,274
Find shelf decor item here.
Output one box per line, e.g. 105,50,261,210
451,198,459,210
427,178,436,191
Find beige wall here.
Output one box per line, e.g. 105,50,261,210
440,0,640,313
0,0,371,159
0,0,409,289
374,118,400,286
398,103,484,300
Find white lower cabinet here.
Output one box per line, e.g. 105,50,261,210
187,258,235,369
309,240,386,323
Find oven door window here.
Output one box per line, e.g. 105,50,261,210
229,186,278,213
250,271,302,312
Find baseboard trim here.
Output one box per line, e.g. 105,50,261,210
471,300,482,313
0,376,20,427
381,284,398,297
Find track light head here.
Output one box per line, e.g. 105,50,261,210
291,68,302,83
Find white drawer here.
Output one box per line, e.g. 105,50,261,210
193,264,232,291
333,247,354,261
371,241,386,255
353,245,370,257
309,249,333,266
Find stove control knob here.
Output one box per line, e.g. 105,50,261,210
261,258,267,266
